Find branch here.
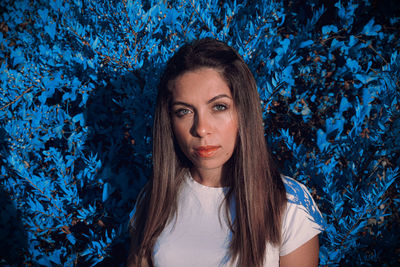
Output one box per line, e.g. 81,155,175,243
0,86,33,111
24,174,67,216
354,35,389,65
189,0,216,37
182,11,195,37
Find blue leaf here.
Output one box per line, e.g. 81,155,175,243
339,97,351,114
355,74,377,85
92,37,99,49
102,182,111,202
317,129,328,152
50,0,63,11
299,40,313,48
348,35,358,46
37,256,52,267
362,19,382,36
322,25,338,35
346,58,360,72
72,113,85,127
44,22,57,40
362,87,373,106
11,48,25,66
49,249,62,265
67,234,76,245
38,9,48,21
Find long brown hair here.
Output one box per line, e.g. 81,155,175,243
128,38,287,266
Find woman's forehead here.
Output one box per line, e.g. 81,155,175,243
170,68,232,101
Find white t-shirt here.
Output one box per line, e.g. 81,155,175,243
151,174,324,267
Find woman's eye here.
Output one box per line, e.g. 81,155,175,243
175,109,191,117
213,104,228,111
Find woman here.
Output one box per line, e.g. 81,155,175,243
128,38,324,267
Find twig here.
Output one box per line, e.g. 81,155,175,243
189,0,215,37
0,86,33,111
354,35,389,65
182,11,195,37
24,175,67,216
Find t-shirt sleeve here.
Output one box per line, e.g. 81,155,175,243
280,176,325,256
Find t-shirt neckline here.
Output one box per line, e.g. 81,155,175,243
186,172,229,193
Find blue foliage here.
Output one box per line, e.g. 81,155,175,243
1,0,399,265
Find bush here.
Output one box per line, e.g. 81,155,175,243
1,0,399,266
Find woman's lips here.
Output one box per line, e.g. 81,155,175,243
194,146,220,158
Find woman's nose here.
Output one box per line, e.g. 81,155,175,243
191,112,211,137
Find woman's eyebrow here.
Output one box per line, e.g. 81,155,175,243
171,101,193,108
207,94,232,104
171,94,231,107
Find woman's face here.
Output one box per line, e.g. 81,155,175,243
170,68,239,176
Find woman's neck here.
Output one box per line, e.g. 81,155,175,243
190,167,226,187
